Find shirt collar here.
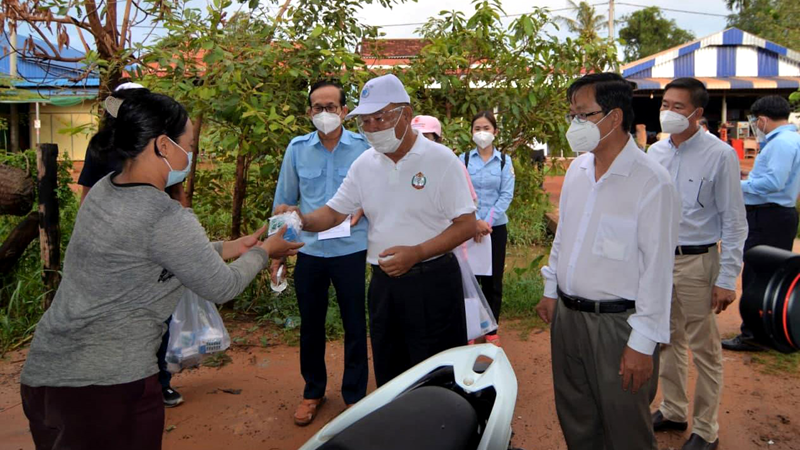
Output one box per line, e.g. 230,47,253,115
579,136,638,178
668,126,704,150
309,127,350,148
766,124,799,142
470,147,500,161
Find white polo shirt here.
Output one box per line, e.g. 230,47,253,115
327,131,477,265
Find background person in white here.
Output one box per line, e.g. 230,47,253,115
275,74,476,386
536,73,679,450
648,77,747,450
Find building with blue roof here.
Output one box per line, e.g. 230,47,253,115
621,28,800,145
1,33,99,159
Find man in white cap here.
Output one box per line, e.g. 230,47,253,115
276,74,477,386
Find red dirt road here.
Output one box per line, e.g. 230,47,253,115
1,295,798,450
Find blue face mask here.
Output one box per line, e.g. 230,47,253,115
162,137,193,188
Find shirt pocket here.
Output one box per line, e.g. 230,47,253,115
696,178,714,209
592,214,637,262
336,167,350,184
298,167,324,200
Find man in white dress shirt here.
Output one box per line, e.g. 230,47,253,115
648,77,747,450
537,72,680,450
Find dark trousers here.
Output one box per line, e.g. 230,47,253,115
476,224,507,334
369,253,467,387
21,375,164,450
294,250,368,404
551,299,659,450
740,206,798,337
156,316,172,389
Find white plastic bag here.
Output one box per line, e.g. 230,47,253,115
268,211,303,242
454,249,498,340
165,289,231,373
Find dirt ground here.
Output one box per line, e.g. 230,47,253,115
1,282,799,450
2,157,796,450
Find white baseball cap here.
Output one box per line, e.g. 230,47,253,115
346,74,411,119
114,82,145,92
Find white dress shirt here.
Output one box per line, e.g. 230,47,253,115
541,137,680,355
327,131,476,265
648,128,748,291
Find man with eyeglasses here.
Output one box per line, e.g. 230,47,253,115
272,79,370,426
537,73,679,450
275,74,477,387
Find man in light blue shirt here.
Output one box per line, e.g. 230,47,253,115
648,77,748,450
723,95,800,352
271,80,370,426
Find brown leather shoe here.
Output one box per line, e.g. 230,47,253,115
294,397,326,426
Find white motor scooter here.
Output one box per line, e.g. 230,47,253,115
298,344,519,450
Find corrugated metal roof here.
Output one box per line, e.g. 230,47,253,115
0,33,100,92
622,28,800,90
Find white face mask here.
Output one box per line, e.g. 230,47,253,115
749,116,767,143
660,109,697,135
566,113,613,154
472,131,495,149
312,112,342,135
364,120,409,154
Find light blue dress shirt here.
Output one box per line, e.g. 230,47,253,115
741,124,800,207
459,148,515,227
272,128,370,257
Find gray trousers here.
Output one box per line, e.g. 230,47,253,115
551,298,659,450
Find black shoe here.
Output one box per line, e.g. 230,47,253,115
652,410,688,432
721,335,766,352
682,433,719,450
163,387,184,408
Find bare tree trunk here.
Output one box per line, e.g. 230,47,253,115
0,211,39,274
185,114,203,207
230,151,248,239
0,164,35,215
36,144,60,310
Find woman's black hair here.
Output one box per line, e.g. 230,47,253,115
471,110,498,131
88,89,189,162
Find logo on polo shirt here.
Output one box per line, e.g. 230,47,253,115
411,172,427,190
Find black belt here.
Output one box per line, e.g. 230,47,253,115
372,252,455,277
557,288,635,314
746,203,788,212
675,243,716,256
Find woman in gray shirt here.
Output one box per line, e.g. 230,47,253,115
19,90,302,450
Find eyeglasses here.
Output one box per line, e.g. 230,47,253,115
311,105,341,114
565,110,605,124
356,106,405,133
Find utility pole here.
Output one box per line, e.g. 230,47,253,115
9,23,19,152
608,0,615,43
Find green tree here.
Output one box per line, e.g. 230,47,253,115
557,0,607,42
726,0,800,50
619,6,695,62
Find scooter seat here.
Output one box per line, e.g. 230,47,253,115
319,385,479,450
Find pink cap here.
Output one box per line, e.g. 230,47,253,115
411,115,442,137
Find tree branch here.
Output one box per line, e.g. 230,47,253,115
119,0,134,48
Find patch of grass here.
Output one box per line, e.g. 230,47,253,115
202,352,233,368
751,351,800,377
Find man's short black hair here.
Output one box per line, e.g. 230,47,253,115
664,77,709,109
751,95,792,121
308,79,346,107
567,72,635,133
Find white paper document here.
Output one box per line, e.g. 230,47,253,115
465,235,492,276
318,216,351,240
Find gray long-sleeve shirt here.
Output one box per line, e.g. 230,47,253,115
21,176,268,387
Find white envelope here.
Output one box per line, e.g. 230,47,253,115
465,235,492,276
318,215,351,240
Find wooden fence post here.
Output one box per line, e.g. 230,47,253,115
37,144,60,310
